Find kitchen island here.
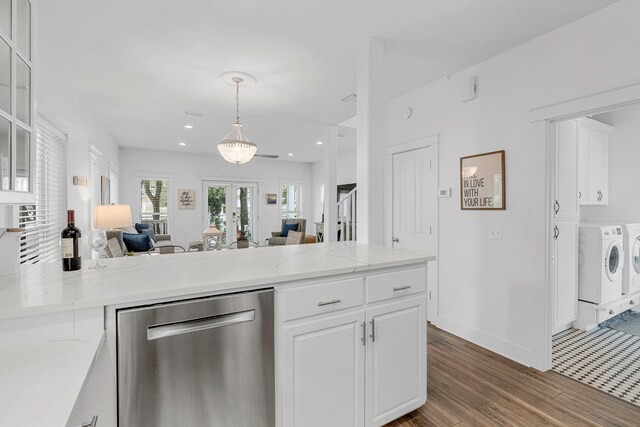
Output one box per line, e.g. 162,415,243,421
0,242,434,426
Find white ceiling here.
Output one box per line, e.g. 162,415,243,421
39,0,616,163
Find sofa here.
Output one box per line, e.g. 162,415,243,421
105,227,177,256
268,219,306,246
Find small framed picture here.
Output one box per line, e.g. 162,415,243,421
460,150,506,210
265,193,277,205
178,188,196,209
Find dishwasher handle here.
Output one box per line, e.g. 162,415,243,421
147,309,255,341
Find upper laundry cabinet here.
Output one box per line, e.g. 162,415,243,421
0,0,35,204
577,118,613,206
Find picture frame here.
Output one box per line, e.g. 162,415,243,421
100,176,110,205
265,193,277,205
178,188,196,209
460,150,506,210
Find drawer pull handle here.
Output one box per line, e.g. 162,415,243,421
609,309,615,315
318,299,341,307
631,300,635,305
393,285,412,292
81,416,98,427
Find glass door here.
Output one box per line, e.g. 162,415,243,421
203,181,258,247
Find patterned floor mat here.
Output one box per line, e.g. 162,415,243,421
553,327,640,406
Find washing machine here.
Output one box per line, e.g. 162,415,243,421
622,223,640,294
578,224,624,305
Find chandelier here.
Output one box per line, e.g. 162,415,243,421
217,76,257,164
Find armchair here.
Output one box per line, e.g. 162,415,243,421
105,229,175,256
268,218,306,246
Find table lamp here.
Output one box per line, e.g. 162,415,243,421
94,204,133,229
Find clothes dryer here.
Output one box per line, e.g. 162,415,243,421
578,224,624,305
622,223,640,294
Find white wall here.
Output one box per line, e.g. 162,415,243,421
581,105,640,223
383,0,640,367
36,33,120,258
119,148,313,248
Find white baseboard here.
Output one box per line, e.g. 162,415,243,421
433,316,532,368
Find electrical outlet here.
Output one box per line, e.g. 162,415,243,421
489,226,503,240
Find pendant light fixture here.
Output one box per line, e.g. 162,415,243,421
217,76,257,164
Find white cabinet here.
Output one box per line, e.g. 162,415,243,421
555,120,579,220
577,118,612,206
365,296,426,427
0,0,35,204
277,266,428,427
552,222,579,333
66,337,117,427
281,310,365,427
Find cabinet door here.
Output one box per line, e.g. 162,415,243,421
588,130,609,205
366,296,426,427
66,338,117,427
553,222,579,333
555,120,579,219
577,126,590,205
282,310,365,427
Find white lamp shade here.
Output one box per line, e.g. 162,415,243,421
94,204,133,229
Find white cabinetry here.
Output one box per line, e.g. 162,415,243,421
551,120,580,333
66,337,117,427
365,296,426,426
277,266,427,427
577,118,613,206
552,222,579,333
554,120,579,220
282,310,365,427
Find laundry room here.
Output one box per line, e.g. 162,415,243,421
551,102,640,406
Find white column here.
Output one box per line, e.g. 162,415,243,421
323,125,338,242
356,38,384,245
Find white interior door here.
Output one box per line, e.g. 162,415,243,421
392,146,437,321
392,147,436,252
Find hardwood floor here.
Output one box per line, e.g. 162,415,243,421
386,324,640,427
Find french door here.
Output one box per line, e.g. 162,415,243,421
202,181,258,246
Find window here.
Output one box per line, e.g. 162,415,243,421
19,119,67,264
139,178,169,233
280,183,302,219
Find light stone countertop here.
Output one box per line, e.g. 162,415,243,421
0,331,103,427
0,242,434,321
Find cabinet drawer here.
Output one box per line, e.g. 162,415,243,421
621,294,640,311
281,278,364,321
366,267,426,304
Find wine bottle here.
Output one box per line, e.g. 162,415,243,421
61,209,82,271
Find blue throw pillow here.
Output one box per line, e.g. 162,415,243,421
135,223,151,233
140,227,156,243
281,223,298,237
122,232,153,252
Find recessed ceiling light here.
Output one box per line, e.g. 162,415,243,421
316,141,323,145
184,124,193,129
287,153,293,156
179,142,187,146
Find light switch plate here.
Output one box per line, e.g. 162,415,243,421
489,226,503,240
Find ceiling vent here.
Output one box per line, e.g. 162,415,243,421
185,110,204,117
341,93,357,103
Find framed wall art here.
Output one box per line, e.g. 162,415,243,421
178,188,196,209
265,193,277,205
460,150,506,210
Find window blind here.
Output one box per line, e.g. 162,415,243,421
19,119,67,264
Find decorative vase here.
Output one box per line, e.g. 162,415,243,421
237,240,250,249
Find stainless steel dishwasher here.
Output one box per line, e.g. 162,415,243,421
117,289,274,427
